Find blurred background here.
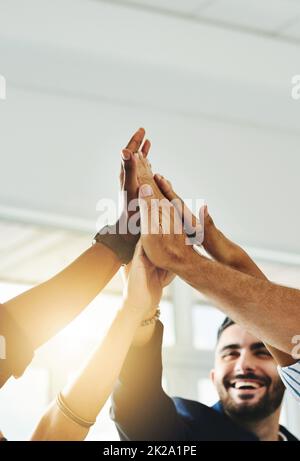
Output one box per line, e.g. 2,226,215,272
0,0,300,440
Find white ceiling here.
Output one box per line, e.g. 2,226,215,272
116,0,300,41
0,0,300,276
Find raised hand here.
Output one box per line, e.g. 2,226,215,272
137,181,189,271
118,128,151,242
154,174,248,267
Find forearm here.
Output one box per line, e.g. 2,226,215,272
3,243,121,350
175,248,300,355
203,222,295,365
31,302,143,441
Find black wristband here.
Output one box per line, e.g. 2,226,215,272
93,225,137,265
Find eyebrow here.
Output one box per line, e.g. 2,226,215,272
219,342,267,354
250,342,267,351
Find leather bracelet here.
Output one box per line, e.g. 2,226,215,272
93,225,137,265
56,392,95,429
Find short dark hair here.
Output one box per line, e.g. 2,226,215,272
217,317,235,342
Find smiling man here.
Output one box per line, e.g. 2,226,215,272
111,315,297,441
211,318,290,440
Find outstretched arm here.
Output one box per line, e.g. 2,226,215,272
30,241,160,441
154,175,296,366
136,177,300,358
0,129,150,387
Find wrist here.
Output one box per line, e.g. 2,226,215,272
121,299,156,323
163,235,194,273
93,223,137,265
203,220,240,267
175,244,207,286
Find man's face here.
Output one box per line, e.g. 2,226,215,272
211,324,285,422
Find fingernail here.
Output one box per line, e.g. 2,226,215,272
155,174,162,181
122,149,131,160
140,184,153,197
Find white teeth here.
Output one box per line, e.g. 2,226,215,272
234,381,261,389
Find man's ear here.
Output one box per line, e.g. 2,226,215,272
210,369,216,385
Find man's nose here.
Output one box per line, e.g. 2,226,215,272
234,350,256,375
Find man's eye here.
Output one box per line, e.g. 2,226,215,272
222,351,239,359
256,350,271,358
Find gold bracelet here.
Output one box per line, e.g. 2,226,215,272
140,308,160,327
56,392,95,429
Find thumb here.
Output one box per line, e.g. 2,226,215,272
154,174,177,201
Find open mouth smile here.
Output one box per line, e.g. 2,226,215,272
228,379,266,391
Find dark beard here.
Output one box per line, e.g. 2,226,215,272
218,377,285,423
